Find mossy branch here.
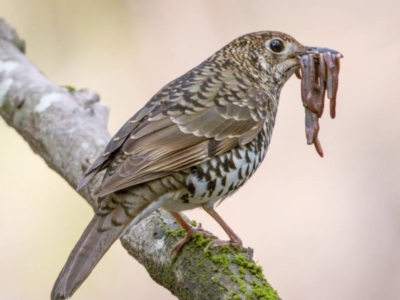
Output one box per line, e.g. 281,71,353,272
0,18,280,300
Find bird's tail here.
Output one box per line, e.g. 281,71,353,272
51,191,169,299
51,215,126,300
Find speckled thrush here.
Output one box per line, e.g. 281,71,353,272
51,31,340,300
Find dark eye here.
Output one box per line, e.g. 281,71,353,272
269,39,284,53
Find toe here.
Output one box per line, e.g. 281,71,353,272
204,238,242,252
170,235,191,256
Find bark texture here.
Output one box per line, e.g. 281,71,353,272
0,19,280,300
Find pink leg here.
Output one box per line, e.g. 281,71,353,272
202,205,242,250
169,211,217,254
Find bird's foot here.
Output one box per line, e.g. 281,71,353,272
171,223,217,255
204,236,242,253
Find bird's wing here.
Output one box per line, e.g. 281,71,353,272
79,61,271,197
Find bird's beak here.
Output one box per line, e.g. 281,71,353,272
306,47,343,58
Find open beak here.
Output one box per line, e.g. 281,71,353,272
306,47,343,58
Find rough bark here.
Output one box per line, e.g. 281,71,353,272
0,19,280,300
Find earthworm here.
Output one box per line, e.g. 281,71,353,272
296,50,342,157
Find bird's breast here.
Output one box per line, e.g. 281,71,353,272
184,121,271,208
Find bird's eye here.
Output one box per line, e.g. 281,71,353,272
269,39,284,53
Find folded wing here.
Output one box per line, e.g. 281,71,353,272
78,60,271,197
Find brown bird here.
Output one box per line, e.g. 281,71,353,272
51,31,340,299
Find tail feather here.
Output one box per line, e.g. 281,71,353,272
51,215,126,300
51,192,171,299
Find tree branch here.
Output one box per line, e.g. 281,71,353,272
0,18,280,300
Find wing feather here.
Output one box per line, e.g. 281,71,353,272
79,60,272,196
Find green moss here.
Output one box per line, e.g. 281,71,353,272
158,263,175,289
158,217,279,300
228,290,242,300
217,244,235,253
231,275,247,294
209,250,278,299
2,100,11,114
250,280,279,300
193,233,214,248
211,254,230,268
230,274,279,299
238,266,246,279
233,254,264,280
62,85,76,92
161,223,185,238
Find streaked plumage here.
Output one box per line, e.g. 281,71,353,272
52,31,335,299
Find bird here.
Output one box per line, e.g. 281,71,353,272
51,31,338,299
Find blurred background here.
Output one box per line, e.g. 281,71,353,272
1,0,399,299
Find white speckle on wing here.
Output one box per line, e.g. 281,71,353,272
35,93,62,113
0,78,13,106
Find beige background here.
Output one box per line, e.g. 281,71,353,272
1,0,399,299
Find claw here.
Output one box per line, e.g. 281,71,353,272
204,236,242,253
170,224,217,255
169,212,217,256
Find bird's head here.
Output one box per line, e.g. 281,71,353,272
226,31,340,86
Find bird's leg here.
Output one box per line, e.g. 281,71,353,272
202,205,242,251
169,211,217,254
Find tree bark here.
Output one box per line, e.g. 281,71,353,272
0,18,280,300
